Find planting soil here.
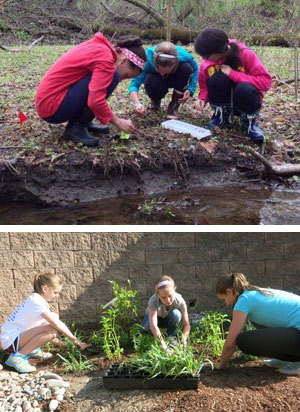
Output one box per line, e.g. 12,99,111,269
13,356,299,412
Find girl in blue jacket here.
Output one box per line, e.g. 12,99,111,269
129,41,198,118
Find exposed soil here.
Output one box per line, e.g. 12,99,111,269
32,357,300,412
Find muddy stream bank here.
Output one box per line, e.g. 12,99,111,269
0,160,299,224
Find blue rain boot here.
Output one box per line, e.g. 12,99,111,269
240,111,264,145
207,105,231,130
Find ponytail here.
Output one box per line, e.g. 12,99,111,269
33,273,62,295
216,273,271,298
224,42,240,70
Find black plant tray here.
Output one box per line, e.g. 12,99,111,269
103,363,200,390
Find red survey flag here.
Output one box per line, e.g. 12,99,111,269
19,111,28,124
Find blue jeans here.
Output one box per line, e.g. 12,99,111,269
44,69,120,124
141,309,182,336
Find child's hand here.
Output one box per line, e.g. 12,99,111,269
75,340,91,350
193,100,205,112
178,90,191,104
215,360,228,370
134,103,146,116
220,64,231,76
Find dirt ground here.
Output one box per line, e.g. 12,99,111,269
23,355,300,412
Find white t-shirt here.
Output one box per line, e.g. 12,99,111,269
147,292,186,318
0,293,50,349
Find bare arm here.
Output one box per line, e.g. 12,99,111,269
181,304,190,344
148,309,167,350
41,312,89,350
215,310,247,369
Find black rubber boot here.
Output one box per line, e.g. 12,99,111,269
167,90,183,118
63,107,99,146
240,111,264,144
207,105,231,129
87,122,109,134
150,99,161,111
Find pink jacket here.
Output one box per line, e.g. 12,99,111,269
198,40,272,103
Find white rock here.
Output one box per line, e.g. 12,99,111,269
46,379,69,389
56,394,64,401
53,387,65,396
49,399,58,411
15,406,23,412
22,400,32,411
32,400,39,408
41,372,62,381
0,365,3,371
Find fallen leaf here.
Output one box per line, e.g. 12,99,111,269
200,141,217,154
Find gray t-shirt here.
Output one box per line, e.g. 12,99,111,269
147,292,186,318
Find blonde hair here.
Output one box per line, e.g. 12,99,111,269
216,273,271,301
155,275,176,293
33,273,62,295
154,42,178,69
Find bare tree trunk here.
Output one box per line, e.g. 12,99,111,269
166,0,172,41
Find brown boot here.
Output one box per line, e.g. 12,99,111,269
167,90,183,119
150,99,161,111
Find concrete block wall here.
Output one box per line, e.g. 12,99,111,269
1,232,300,325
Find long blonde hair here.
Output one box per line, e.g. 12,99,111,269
216,273,271,301
154,42,179,70
33,273,62,295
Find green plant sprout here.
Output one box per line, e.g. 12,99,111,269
129,340,212,379
54,332,94,372
100,280,140,361
193,311,231,358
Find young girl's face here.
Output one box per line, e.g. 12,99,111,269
217,288,236,307
156,64,175,76
158,286,176,306
42,284,62,301
203,52,224,62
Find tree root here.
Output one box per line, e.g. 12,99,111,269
248,147,300,175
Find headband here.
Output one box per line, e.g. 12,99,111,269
119,48,145,70
156,53,177,60
155,280,174,290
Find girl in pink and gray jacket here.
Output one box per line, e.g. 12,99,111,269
194,28,272,145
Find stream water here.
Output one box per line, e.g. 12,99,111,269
1,185,300,225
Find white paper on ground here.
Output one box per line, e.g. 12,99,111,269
161,119,211,140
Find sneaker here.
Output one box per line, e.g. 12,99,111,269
5,354,36,373
264,359,291,369
278,361,300,375
29,347,53,360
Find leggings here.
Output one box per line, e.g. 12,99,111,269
236,327,300,361
44,69,120,124
206,71,261,114
144,62,193,101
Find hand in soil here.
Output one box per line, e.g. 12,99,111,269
75,340,91,350
215,360,229,370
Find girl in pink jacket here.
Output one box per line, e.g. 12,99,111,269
194,28,272,145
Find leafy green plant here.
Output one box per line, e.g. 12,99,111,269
54,337,94,372
100,280,140,361
194,311,231,358
129,341,212,379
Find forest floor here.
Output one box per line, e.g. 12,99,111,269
0,44,300,209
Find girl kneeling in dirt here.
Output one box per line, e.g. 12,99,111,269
129,41,199,118
194,28,272,145
215,273,300,375
35,34,146,147
0,273,89,373
141,276,190,350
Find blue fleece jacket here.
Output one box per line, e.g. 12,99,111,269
128,45,199,95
